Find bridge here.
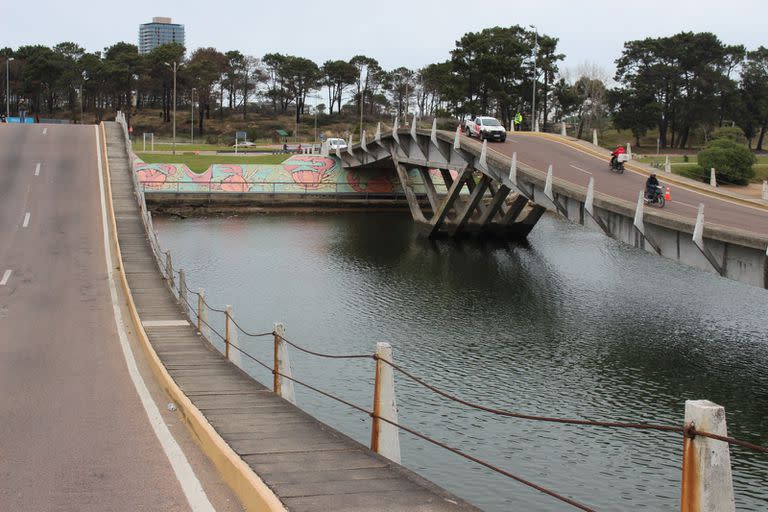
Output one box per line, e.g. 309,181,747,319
332,118,768,289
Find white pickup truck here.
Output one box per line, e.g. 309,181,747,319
464,116,507,142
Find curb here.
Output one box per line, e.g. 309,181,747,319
99,123,286,512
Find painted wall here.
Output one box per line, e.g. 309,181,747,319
134,154,452,194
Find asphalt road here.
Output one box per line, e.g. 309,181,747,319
0,123,220,511
493,134,768,235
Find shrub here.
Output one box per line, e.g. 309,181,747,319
710,126,748,145
696,138,756,185
205,134,219,145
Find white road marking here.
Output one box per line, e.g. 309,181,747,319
674,200,700,210
143,320,189,327
22,212,30,228
0,270,11,286
569,164,593,175
42,128,47,135
34,163,41,176
95,126,215,512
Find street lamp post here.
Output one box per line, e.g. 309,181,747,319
191,88,196,144
165,61,178,155
359,69,365,138
6,57,14,118
530,26,538,132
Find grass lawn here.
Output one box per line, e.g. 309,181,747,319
136,152,289,173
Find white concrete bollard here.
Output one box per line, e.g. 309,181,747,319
371,342,401,464
592,129,598,146
710,168,717,187
511,121,515,133
627,143,632,160
585,176,595,216
534,120,539,133
273,323,296,405
226,305,241,368
544,164,554,201
681,400,735,512
762,180,767,201
665,155,671,174
178,269,187,313
197,288,207,337
165,252,174,287
561,121,566,136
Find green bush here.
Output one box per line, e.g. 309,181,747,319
696,138,756,185
710,126,748,145
205,134,220,145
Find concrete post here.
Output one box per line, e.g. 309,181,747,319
508,152,517,187
561,121,566,136
592,129,598,146
633,190,645,235
627,143,632,160
763,180,768,201
534,120,539,133
478,140,489,171
178,269,187,313
693,203,705,249
165,252,174,288
544,164,554,201
453,126,461,150
375,122,381,142
430,118,438,146
360,130,368,153
710,168,717,187
392,115,400,144
510,120,515,133
585,176,595,216
371,342,401,464
681,400,735,512
410,115,418,140
665,155,671,174
197,288,206,335
272,323,296,405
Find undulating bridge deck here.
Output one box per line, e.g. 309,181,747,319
105,121,478,511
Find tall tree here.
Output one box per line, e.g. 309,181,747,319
322,60,357,114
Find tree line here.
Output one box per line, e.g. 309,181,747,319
2,28,767,149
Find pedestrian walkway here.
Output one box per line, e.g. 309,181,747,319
105,121,480,512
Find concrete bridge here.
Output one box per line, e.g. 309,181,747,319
333,118,768,289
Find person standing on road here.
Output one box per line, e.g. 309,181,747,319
18,97,28,123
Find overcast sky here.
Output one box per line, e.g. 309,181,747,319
5,0,767,79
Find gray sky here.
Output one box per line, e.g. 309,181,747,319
4,0,767,79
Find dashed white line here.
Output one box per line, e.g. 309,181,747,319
0,270,11,286
22,212,30,228
34,163,41,176
569,164,593,175
42,128,48,135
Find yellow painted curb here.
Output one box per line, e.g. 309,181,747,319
99,123,286,512
514,132,768,212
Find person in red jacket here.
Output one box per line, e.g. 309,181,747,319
610,145,626,169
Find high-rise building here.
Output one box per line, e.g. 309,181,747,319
138,17,185,55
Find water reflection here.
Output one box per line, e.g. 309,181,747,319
154,212,768,511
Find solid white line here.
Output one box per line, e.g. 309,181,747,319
42,128,47,135
22,212,30,228
675,200,700,210
569,164,593,175
34,163,41,176
95,125,215,512
0,270,11,286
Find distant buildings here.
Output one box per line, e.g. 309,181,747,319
138,17,185,55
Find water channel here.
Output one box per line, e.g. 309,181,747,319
153,211,768,511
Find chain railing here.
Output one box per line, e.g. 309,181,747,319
112,113,768,511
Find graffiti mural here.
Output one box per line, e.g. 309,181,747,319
134,155,453,194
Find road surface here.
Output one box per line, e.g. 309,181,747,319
0,123,239,511
493,134,768,235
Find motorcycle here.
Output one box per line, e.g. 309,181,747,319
609,153,628,173
644,184,666,208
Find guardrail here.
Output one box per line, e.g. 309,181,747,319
114,111,768,512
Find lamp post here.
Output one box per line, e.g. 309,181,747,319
530,25,538,132
5,57,14,118
191,87,196,144
165,61,177,155
359,68,365,138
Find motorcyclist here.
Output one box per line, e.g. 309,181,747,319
645,173,660,199
610,145,626,169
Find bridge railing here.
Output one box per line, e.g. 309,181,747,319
112,113,768,512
